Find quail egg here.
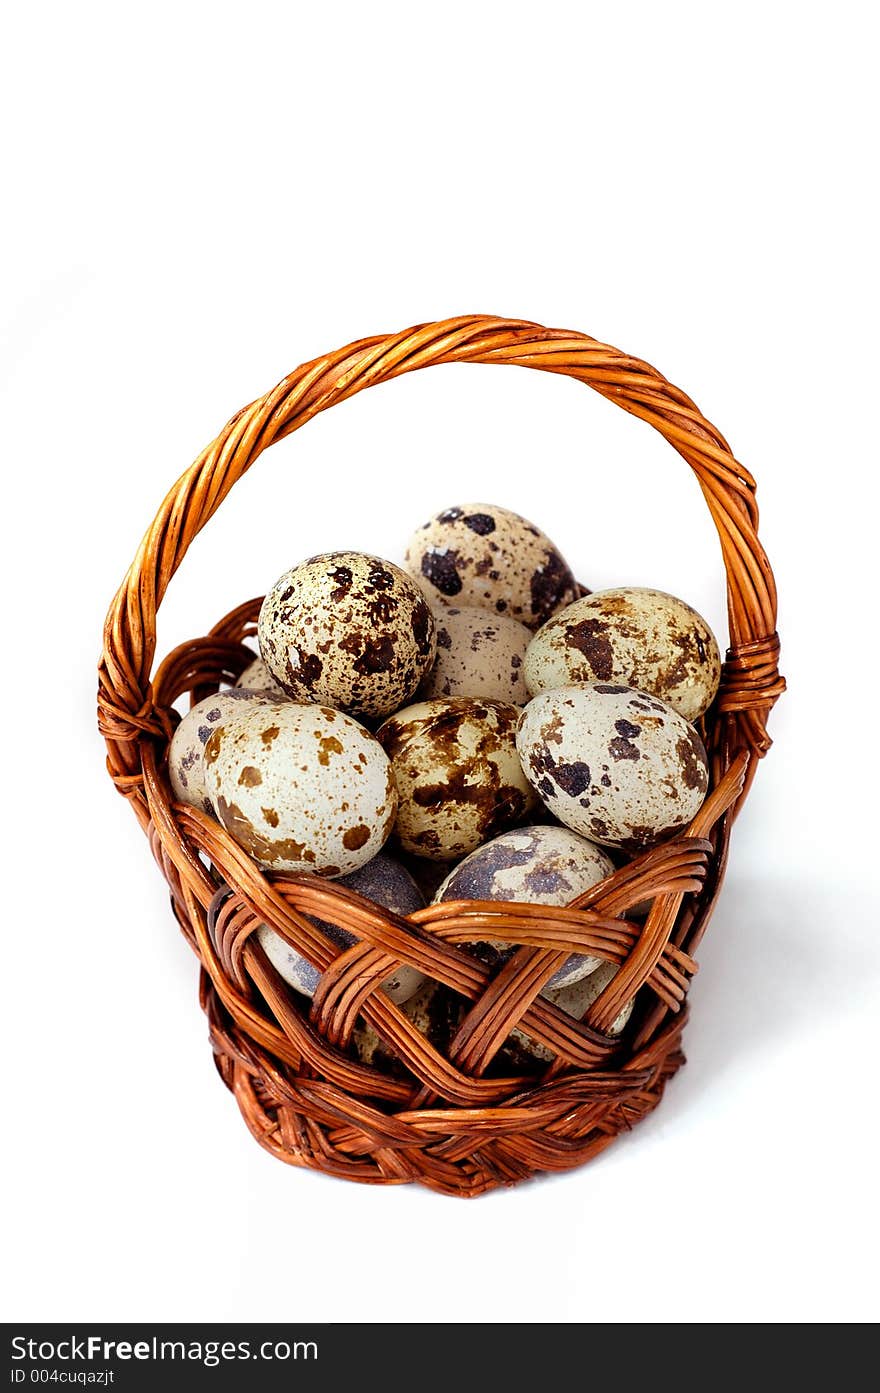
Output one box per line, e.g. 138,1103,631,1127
236,655,288,697
258,551,437,720
517,684,709,851
510,959,636,1063
168,689,275,814
353,980,466,1070
434,825,614,988
203,700,397,875
418,606,532,704
377,698,537,861
524,586,721,721
404,503,579,629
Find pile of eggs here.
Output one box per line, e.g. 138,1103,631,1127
169,504,720,1070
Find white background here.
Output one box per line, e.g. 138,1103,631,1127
2,1,877,1325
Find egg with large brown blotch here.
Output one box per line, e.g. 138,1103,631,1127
203,700,397,876
258,552,437,720
404,503,579,629
517,684,709,851
376,698,537,861
524,587,721,721
168,689,277,814
434,825,614,988
257,851,426,1003
418,606,532,704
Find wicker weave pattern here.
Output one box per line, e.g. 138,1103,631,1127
98,317,783,1195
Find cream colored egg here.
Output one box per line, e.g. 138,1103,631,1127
511,959,636,1063
524,587,721,721
353,980,465,1069
258,551,437,720
256,852,425,1004
203,701,397,876
434,825,614,988
236,656,288,697
167,689,276,814
377,698,537,861
517,684,709,851
418,606,531,704
404,503,579,629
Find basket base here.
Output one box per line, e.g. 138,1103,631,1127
201,971,686,1198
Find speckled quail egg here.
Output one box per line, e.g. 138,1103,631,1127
376,698,537,861
524,587,721,721
168,689,276,814
353,980,465,1070
418,606,532,704
236,655,288,697
203,700,397,876
510,959,636,1063
258,552,437,720
404,503,579,629
256,852,425,1003
434,825,614,989
517,684,709,851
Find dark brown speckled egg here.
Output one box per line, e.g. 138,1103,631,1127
258,552,437,721
404,503,579,629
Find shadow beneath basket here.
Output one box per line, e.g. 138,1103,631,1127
645,869,878,1114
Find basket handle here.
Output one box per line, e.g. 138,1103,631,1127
98,315,783,806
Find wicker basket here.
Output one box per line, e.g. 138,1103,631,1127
98,315,784,1197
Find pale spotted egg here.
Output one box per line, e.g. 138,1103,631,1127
510,959,637,1064
517,684,709,851
203,700,397,876
236,655,288,697
168,689,276,815
418,606,531,704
